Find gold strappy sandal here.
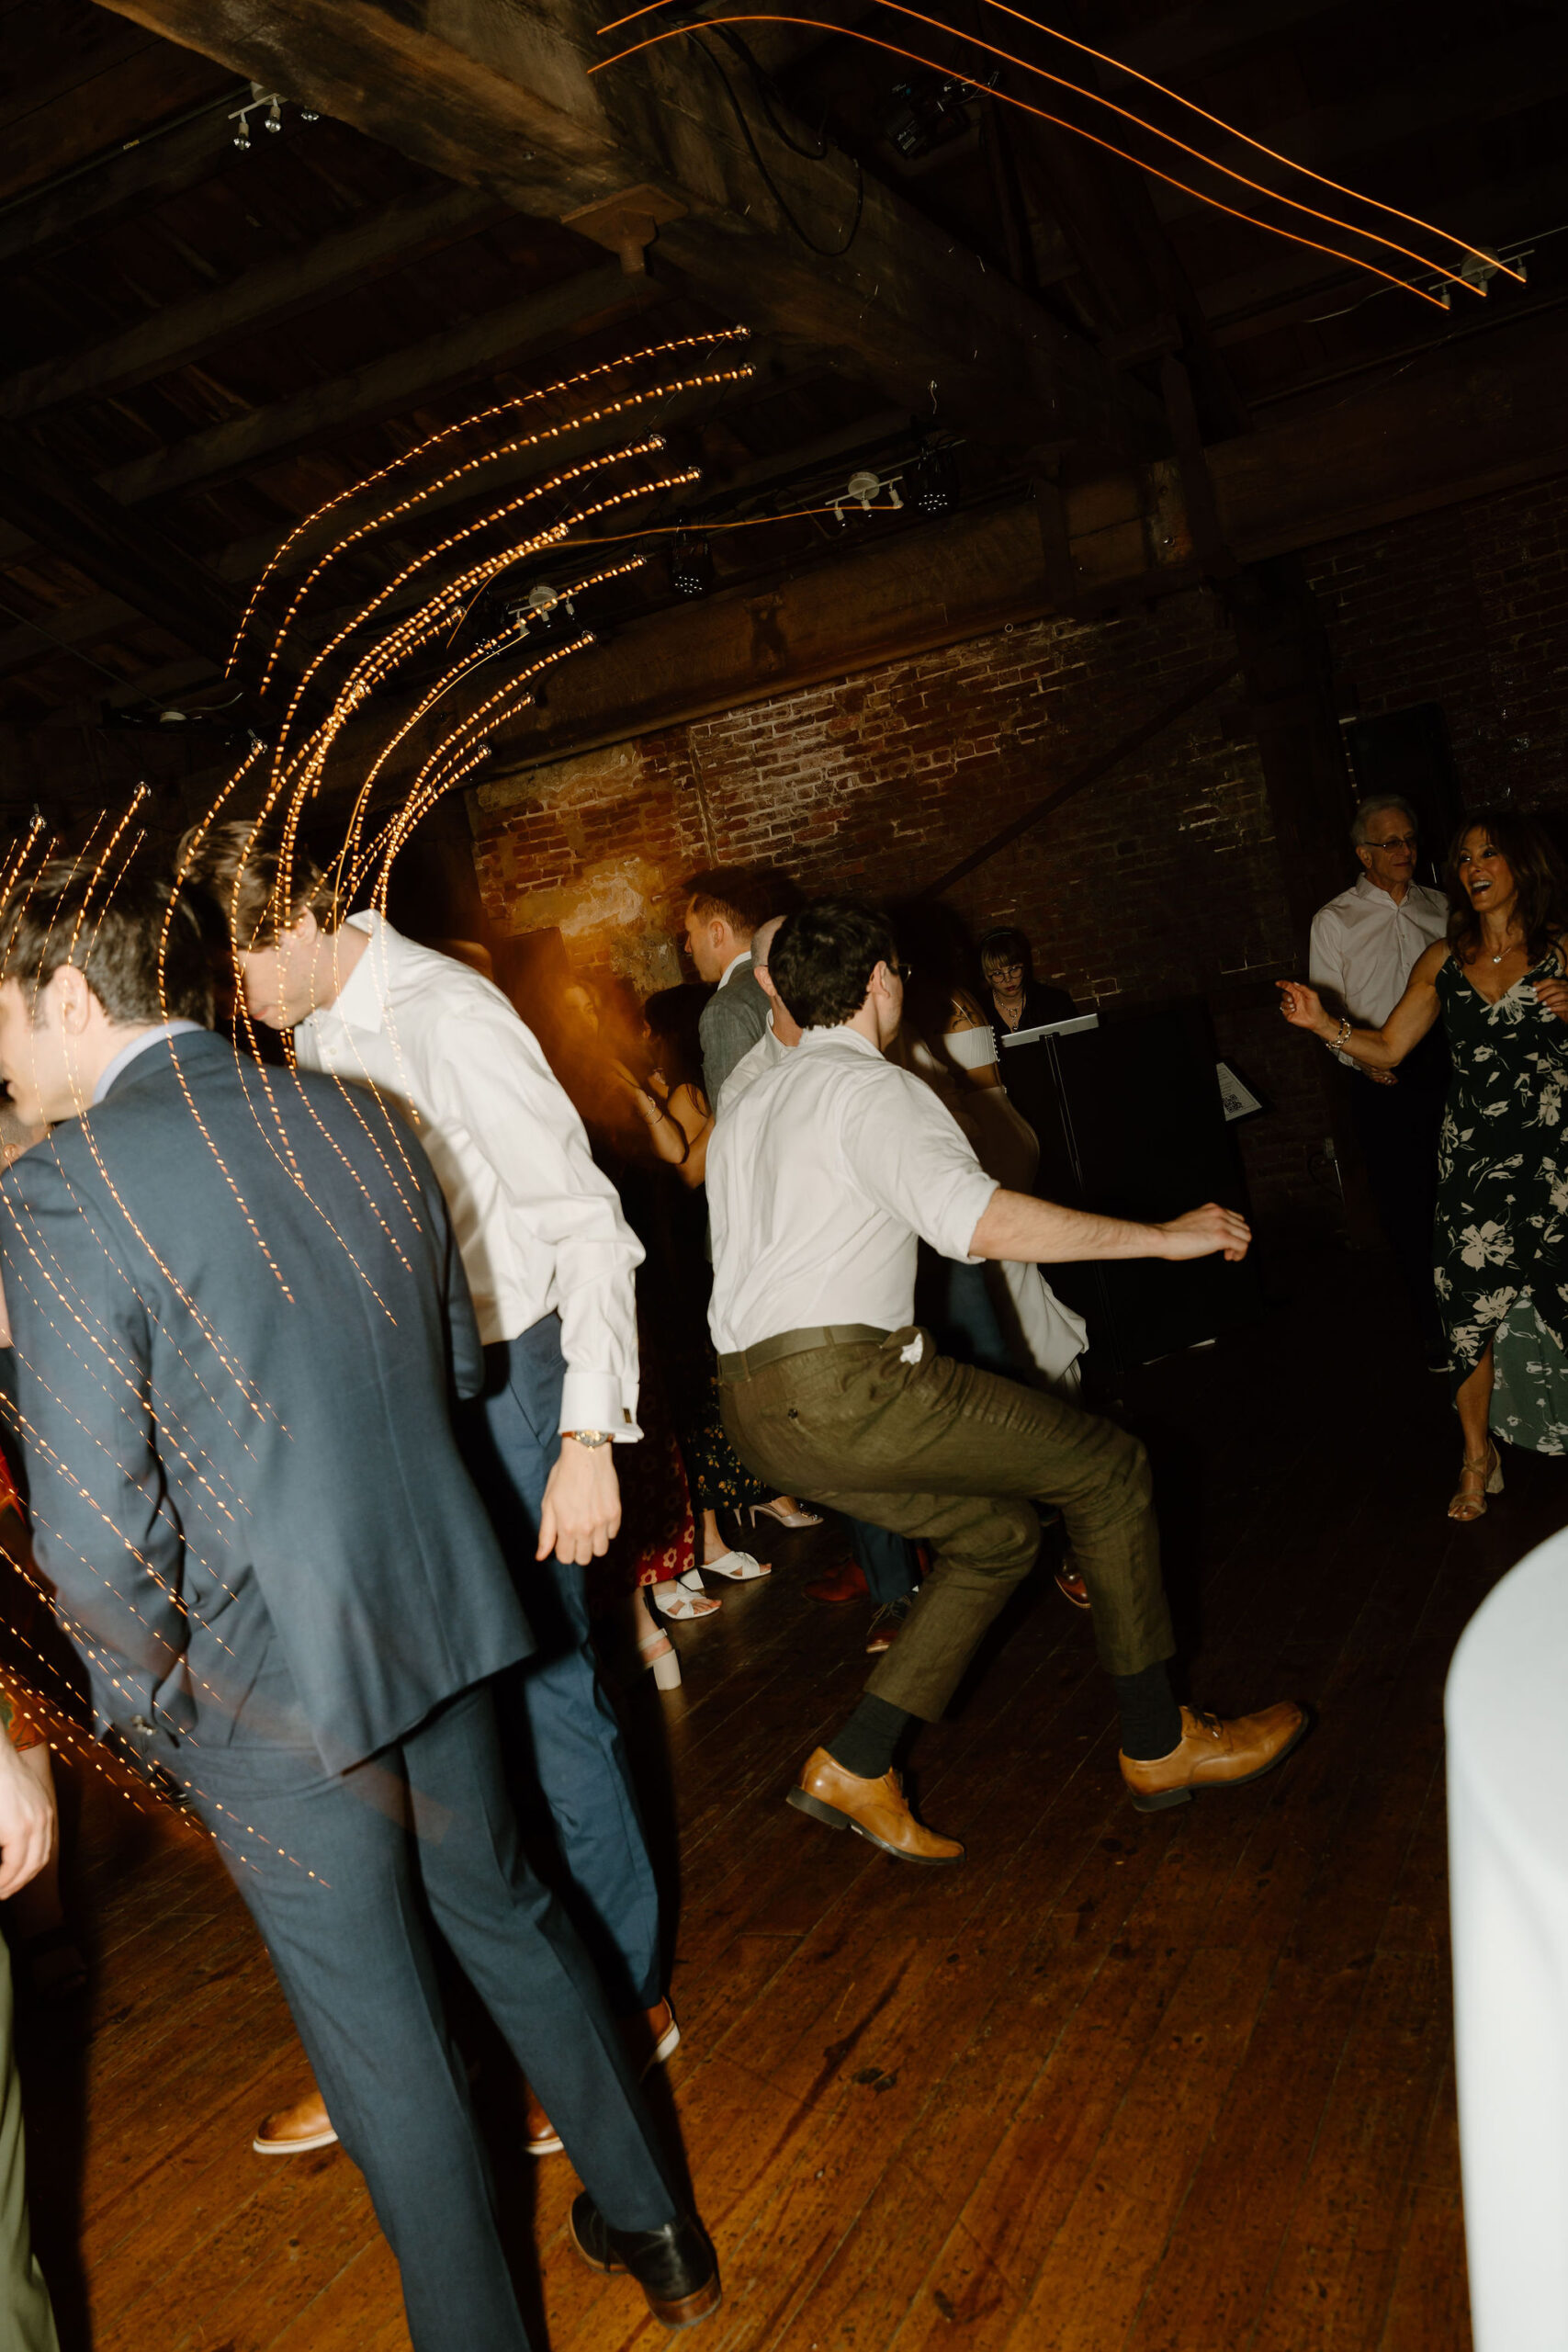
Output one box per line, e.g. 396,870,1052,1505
1449,1441,1504,1522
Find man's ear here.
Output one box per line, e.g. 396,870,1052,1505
48,963,96,1035
290,909,321,950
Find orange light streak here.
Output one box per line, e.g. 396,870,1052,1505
591,16,1469,307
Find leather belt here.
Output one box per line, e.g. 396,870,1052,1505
717,1323,889,1384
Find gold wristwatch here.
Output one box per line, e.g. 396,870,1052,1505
563,1429,614,1448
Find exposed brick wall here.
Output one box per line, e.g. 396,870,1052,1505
1305,471,1568,811
466,471,1568,1239
468,583,1340,1235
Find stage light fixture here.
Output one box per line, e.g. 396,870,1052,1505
671,531,715,595
910,445,959,514
881,72,976,164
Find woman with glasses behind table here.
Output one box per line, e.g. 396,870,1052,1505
978,926,1079,1201
1280,809,1568,1522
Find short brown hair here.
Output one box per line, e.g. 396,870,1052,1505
0,853,213,1025
177,817,342,952
684,866,770,942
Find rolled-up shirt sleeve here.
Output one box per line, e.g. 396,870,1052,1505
427,1004,644,1437
840,1068,998,1263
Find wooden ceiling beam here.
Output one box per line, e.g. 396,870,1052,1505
0,33,231,207
1,184,508,419
0,419,243,667
0,96,243,270
89,0,1162,461
0,261,670,570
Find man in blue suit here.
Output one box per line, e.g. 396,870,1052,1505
0,858,718,2349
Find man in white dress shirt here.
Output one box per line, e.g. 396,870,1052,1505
1309,794,1450,1365
182,821,671,2158
708,899,1305,1860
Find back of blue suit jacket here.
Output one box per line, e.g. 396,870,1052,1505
0,1028,531,1770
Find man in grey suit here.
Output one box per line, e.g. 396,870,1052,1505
683,868,773,1103
0,859,718,2348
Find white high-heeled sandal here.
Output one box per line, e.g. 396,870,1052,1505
748,1498,823,1532
703,1548,771,1581
652,1568,721,1620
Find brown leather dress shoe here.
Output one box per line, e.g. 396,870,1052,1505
254,2087,338,2156
526,1996,682,2157
864,1597,910,1655
1119,1702,1308,1814
786,1747,964,1863
1055,1565,1090,1611
804,1558,869,1604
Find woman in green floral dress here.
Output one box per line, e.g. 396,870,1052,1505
1280,809,1568,1518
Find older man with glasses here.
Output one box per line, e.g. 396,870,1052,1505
1309,793,1450,1368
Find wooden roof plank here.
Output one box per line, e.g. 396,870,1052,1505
89,0,1160,460
1,184,507,418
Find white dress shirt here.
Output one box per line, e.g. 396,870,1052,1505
707,1025,998,1353
716,948,750,989
1309,875,1448,1062
716,1012,790,1114
294,912,642,1437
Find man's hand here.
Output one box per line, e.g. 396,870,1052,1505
0,1726,56,1900
536,1438,623,1566
1155,1203,1252,1263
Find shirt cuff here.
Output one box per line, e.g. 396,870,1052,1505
559,1371,643,1442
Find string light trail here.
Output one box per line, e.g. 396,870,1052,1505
592,12,1502,305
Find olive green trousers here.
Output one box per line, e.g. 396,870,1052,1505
1,1938,60,2352
720,1327,1173,1721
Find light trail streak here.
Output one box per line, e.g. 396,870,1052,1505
591,15,1486,307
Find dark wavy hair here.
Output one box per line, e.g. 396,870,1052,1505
769,899,897,1030
1444,808,1568,967
0,852,215,1025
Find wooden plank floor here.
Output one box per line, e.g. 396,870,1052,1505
17,1246,1556,2352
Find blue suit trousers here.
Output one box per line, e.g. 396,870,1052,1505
461,1316,662,2012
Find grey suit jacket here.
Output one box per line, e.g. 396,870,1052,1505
698,955,772,1106
0,1030,530,1770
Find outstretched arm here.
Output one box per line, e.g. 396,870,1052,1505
971,1191,1250,1265
1279,941,1446,1069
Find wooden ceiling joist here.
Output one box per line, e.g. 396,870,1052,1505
0,97,243,271
0,417,242,668
90,0,1162,460
0,260,671,575
0,183,507,419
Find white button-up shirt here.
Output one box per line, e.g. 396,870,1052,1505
716,1011,790,1114
1309,875,1448,1063
707,1025,998,1353
294,912,642,1437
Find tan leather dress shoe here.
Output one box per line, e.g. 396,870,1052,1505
254,2087,338,2156
1120,1702,1307,1814
786,1747,964,1863
525,1996,682,2158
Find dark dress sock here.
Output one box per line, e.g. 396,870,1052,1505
1113,1660,1182,1760
827,1693,917,1780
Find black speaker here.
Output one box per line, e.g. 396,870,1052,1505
1021,1001,1264,1377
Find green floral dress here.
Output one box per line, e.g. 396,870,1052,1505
1434,950,1568,1452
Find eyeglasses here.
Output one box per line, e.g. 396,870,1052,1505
1366,832,1418,852
987,963,1023,980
